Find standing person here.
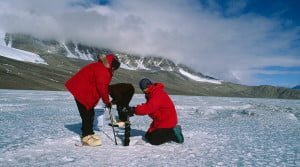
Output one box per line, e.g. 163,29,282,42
65,53,120,146
123,78,184,145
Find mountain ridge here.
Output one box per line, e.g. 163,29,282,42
3,33,222,84
1,33,300,99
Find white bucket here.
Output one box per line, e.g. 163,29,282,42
93,108,105,131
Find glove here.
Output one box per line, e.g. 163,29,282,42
121,106,135,117
111,99,117,105
105,102,112,109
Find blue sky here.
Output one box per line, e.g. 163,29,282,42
247,0,300,87
0,0,299,87
236,0,300,87
255,66,300,87
207,0,300,87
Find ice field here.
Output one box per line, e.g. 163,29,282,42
0,89,299,167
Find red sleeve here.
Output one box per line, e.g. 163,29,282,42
95,70,112,105
135,96,160,115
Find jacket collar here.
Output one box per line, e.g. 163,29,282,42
145,83,165,95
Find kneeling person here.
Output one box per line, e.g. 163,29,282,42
124,78,184,145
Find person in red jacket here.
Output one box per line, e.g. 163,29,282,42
123,78,184,145
65,53,120,146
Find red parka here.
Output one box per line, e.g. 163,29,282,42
65,54,116,110
135,83,178,133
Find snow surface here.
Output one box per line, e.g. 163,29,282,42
0,31,47,65
179,68,222,84
0,89,299,167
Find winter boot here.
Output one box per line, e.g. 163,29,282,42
91,134,101,140
81,135,102,146
173,125,184,144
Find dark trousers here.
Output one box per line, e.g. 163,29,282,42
145,128,176,145
117,105,128,122
75,99,95,137
109,83,135,122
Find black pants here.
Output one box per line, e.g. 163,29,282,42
75,99,95,137
117,105,128,122
145,128,176,145
109,83,135,122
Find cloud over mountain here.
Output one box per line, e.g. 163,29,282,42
0,0,299,85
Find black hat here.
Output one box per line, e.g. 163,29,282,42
139,78,152,91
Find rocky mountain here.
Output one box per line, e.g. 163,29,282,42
1,32,300,99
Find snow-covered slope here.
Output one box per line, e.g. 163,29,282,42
120,62,137,70
61,42,94,61
0,45,47,65
179,68,222,84
2,32,222,84
116,53,222,84
61,42,78,59
0,31,47,65
117,54,174,71
0,90,299,166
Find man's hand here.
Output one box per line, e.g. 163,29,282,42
121,106,135,117
105,102,112,109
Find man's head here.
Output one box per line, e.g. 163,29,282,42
139,78,152,92
111,55,120,70
99,53,120,71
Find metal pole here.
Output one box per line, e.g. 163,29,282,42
108,107,118,145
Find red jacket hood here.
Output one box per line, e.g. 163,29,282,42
99,54,116,69
105,54,116,67
145,83,165,95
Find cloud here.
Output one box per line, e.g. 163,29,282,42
0,0,299,85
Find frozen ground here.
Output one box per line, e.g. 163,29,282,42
0,89,299,167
